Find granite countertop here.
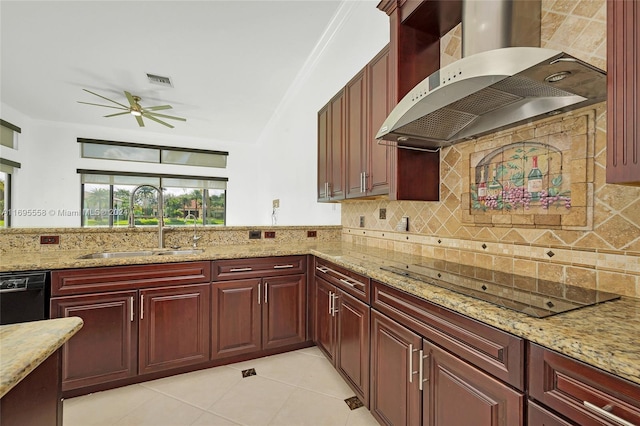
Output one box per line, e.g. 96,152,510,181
0,317,83,397
1,242,639,387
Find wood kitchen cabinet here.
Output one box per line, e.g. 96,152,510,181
50,261,211,395
606,0,640,185
345,46,393,199
370,279,525,425
139,284,210,374
211,256,307,360
529,343,640,426
371,309,523,426
318,91,345,201
313,258,370,406
51,291,137,392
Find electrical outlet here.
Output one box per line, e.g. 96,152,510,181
396,216,409,232
359,216,365,228
379,208,386,219
40,235,60,244
249,230,261,239
265,231,276,238
272,199,280,208
307,230,317,238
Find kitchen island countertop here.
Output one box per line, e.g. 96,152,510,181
1,241,638,387
0,317,83,398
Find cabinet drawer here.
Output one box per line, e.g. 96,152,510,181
212,256,306,281
529,343,640,426
372,280,524,391
528,400,575,426
52,261,211,296
314,258,370,303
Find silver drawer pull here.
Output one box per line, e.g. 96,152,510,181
229,267,252,272
408,344,413,383
583,401,635,426
316,266,330,273
339,278,358,288
273,264,294,269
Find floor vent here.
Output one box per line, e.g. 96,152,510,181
344,396,364,410
241,368,257,378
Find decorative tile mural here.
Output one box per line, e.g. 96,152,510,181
470,142,571,214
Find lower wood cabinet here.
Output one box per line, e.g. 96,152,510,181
211,274,307,359
529,343,640,426
51,290,138,391
370,309,524,426
50,262,212,394
314,275,370,405
139,284,210,374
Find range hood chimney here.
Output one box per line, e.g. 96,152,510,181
376,0,606,148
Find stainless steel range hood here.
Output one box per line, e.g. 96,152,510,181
376,0,607,149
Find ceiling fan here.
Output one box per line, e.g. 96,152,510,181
78,89,186,128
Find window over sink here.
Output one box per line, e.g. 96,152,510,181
79,170,227,227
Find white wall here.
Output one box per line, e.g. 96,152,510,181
1,1,389,228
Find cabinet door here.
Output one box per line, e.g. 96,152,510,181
318,104,330,201
211,278,261,359
345,70,367,199
329,90,345,200
424,341,524,426
314,276,336,362
336,290,370,406
262,274,307,350
370,310,421,426
139,284,210,374
367,45,392,197
606,0,640,184
50,291,137,391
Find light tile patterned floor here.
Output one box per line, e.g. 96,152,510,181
63,346,379,426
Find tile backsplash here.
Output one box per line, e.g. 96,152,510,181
342,0,640,298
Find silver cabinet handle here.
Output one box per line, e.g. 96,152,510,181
140,294,144,320
316,266,330,273
409,344,413,383
418,350,430,391
264,283,268,304
340,278,360,288
328,291,332,314
258,283,261,305
130,296,134,322
331,292,338,317
583,401,635,426
229,267,252,272
274,264,294,269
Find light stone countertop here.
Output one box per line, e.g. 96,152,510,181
0,317,83,397
1,242,638,387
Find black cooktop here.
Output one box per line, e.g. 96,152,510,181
380,259,620,318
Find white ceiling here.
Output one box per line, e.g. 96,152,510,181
0,0,345,144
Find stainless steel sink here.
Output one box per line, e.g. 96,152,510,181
78,250,156,259
78,249,203,259
154,249,204,256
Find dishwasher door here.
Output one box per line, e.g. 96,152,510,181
0,271,49,325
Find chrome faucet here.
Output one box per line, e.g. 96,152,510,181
184,213,201,248
128,184,164,249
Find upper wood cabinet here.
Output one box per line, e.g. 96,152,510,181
317,91,346,201
606,0,640,185
345,47,393,199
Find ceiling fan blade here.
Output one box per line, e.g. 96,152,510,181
135,115,145,127
144,111,186,122
77,101,128,111
144,105,173,111
124,91,138,107
83,89,129,109
145,114,174,128
104,111,130,118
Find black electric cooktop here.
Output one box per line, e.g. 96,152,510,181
380,259,620,318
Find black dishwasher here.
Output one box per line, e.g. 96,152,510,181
0,271,50,325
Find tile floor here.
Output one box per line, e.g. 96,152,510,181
63,346,379,426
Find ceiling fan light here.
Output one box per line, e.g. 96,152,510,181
130,110,142,117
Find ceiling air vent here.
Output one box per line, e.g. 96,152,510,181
146,73,173,87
